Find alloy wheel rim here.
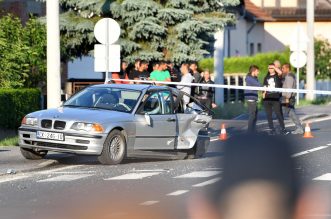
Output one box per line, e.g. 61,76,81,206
109,136,124,161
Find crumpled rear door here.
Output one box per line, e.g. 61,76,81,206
176,113,211,149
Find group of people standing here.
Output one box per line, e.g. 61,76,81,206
245,60,304,135
112,59,217,109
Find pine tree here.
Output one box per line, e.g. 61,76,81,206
60,0,239,63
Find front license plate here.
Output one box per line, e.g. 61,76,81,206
36,131,64,141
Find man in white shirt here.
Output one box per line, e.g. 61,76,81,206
177,63,193,106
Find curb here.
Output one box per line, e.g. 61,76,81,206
253,113,331,131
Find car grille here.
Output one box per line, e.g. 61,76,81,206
41,120,66,130
25,141,88,150
54,121,66,130
41,119,52,129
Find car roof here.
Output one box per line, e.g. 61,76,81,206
90,84,160,91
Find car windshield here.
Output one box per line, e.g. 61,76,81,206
64,87,141,113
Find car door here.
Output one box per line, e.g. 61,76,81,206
134,90,177,150
174,92,212,150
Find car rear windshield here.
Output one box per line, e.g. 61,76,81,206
64,87,141,113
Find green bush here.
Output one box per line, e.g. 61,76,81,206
199,50,290,81
0,89,41,129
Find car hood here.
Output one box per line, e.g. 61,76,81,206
28,107,133,124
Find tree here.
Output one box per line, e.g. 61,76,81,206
315,37,331,79
0,14,47,88
59,0,239,63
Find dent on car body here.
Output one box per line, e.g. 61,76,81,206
176,113,211,150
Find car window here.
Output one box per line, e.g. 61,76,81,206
140,93,161,115
159,91,173,114
173,94,184,113
64,87,141,113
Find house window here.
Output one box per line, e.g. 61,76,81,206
250,43,254,56
257,43,262,53
263,0,276,7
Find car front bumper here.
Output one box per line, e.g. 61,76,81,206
18,127,107,155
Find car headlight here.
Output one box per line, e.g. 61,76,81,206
21,117,38,126
71,122,104,133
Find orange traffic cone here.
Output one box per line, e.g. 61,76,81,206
303,123,314,138
219,124,227,141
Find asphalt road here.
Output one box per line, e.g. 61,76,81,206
0,120,331,219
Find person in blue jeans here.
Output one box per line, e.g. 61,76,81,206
244,65,261,133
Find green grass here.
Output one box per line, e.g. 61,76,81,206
0,136,19,146
297,97,331,107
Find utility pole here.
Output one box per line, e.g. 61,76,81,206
46,0,61,108
214,29,225,106
306,0,315,100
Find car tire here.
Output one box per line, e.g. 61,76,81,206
186,147,197,159
98,130,126,165
20,147,48,160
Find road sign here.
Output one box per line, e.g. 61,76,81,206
289,23,309,52
290,51,307,68
94,18,121,45
94,18,121,82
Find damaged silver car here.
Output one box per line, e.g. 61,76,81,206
18,84,212,165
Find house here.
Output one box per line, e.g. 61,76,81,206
227,0,331,56
0,0,45,22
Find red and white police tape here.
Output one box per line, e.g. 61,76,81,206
111,78,331,96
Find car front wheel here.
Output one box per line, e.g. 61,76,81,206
20,147,48,160
98,130,126,165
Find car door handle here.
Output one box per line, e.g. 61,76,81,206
194,119,207,124
167,118,176,122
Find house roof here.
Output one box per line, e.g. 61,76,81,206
243,0,275,21
264,8,331,21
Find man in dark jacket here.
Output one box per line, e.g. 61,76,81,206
189,61,202,98
196,69,216,109
263,63,286,135
244,65,261,133
281,63,304,134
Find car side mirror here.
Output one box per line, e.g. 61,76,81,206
145,113,151,126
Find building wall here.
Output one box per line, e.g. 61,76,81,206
263,22,331,52
229,18,247,57
251,0,300,7
228,19,265,57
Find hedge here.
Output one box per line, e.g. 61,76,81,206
0,89,41,129
199,50,290,81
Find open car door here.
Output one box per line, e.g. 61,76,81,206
174,91,212,150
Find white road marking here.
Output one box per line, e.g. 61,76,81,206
291,146,329,158
327,143,331,146
0,175,30,184
37,174,92,182
192,177,222,187
174,171,221,178
39,165,84,174
42,171,96,175
313,173,331,181
140,201,159,206
210,138,219,142
166,190,189,196
105,172,162,180
132,169,171,172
